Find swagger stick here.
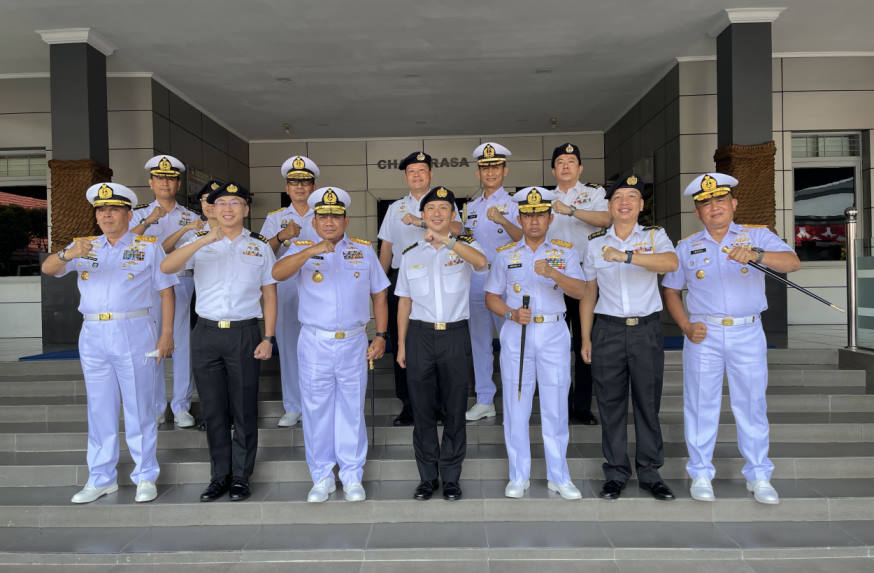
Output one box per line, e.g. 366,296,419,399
720,246,844,312
517,295,531,401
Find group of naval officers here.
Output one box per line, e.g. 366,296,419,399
41,140,801,508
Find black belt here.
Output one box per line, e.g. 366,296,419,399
410,319,468,331
596,312,659,327
199,318,259,329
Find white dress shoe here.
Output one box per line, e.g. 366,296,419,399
135,480,158,503
504,480,530,499
690,477,715,502
548,481,582,500
71,483,118,504
278,412,301,427
174,410,195,428
746,480,779,504
344,482,366,502
155,409,166,425
465,403,496,421
307,477,336,503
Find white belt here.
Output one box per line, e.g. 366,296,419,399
305,325,366,340
83,309,150,321
530,313,563,324
177,269,193,278
704,314,757,327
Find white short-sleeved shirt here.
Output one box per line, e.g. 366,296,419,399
395,238,485,323
260,204,318,259
56,232,178,314
183,228,277,321
547,181,608,260
130,200,199,243
485,238,584,315
465,187,519,262
378,193,462,269
281,236,390,330
583,224,676,317
662,222,795,317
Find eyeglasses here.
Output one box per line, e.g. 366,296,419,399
213,200,246,208
287,181,314,188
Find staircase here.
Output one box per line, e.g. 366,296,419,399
1,348,873,571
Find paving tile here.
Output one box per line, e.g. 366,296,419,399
122,525,259,553
485,521,609,548
717,522,860,549
601,522,739,549
746,557,874,572
244,523,371,550
5,526,147,554
367,522,487,549
834,519,874,544
807,478,874,497
0,486,80,506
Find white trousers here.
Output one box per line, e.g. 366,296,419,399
683,317,774,482
149,276,195,415
297,326,368,485
277,280,302,414
79,316,160,486
469,271,505,405
499,319,572,484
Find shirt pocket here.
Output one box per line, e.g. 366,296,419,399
407,266,429,297
443,262,467,293
239,253,265,283
686,251,714,282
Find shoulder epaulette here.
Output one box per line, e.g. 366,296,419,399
402,242,418,255
742,224,767,228
250,232,268,243
551,238,573,249
133,203,150,210
350,237,371,246
585,182,603,188
134,235,157,243
496,241,517,252
588,228,607,240
268,207,285,215
74,236,98,241
642,225,663,231
293,239,314,246
678,232,698,243
455,234,475,244
195,231,209,237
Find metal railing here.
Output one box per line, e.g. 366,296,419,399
846,206,858,349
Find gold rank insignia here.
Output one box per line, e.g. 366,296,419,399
227,184,239,194
81,271,89,280
483,144,495,158
293,157,305,170
312,270,323,283
98,184,112,199
416,152,426,161
695,269,705,279
565,144,574,153
513,283,521,293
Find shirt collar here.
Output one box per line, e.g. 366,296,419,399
607,223,642,241
702,221,742,245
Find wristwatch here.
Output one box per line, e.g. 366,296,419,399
263,336,276,344
625,250,634,264
375,331,389,340
751,247,765,264
504,309,513,321
568,205,577,216
447,236,458,250
57,249,69,262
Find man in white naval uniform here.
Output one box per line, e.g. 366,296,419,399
162,181,218,254
581,175,679,501
378,151,463,426
130,155,199,428
42,182,177,504
485,187,587,500
259,155,321,428
464,142,522,421
663,173,800,505
546,143,610,426
273,187,390,503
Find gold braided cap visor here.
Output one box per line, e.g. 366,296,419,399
149,168,181,177
518,203,552,214
314,205,346,215
693,187,732,201
477,158,506,166
286,170,315,181
93,199,132,208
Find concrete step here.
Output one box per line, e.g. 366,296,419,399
3,443,874,487
2,479,874,528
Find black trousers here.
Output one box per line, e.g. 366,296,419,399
192,319,261,482
564,294,593,416
405,320,471,483
591,313,665,483
387,268,410,410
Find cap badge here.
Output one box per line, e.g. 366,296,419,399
527,189,542,205
292,157,305,170
210,182,220,191
324,189,338,204
98,184,113,199
483,144,495,158
227,184,239,194
436,187,448,198
416,152,426,161
701,175,717,192
158,157,172,171
626,175,638,186
565,144,574,153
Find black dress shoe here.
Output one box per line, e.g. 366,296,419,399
413,479,439,500
442,481,462,501
200,478,230,502
598,480,625,500
640,480,675,501
229,479,251,501
575,411,599,425
393,407,414,427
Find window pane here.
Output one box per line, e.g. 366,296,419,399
793,166,855,261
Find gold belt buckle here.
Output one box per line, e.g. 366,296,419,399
335,331,346,339
722,317,734,326
625,317,639,326
98,312,111,321
434,322,447,331
218,320,231,329
534,316,545,323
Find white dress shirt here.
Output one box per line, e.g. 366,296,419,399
378,193,462,269
465,187,519,262
547,181,608,260
130,200,199,243
260,204,318,258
